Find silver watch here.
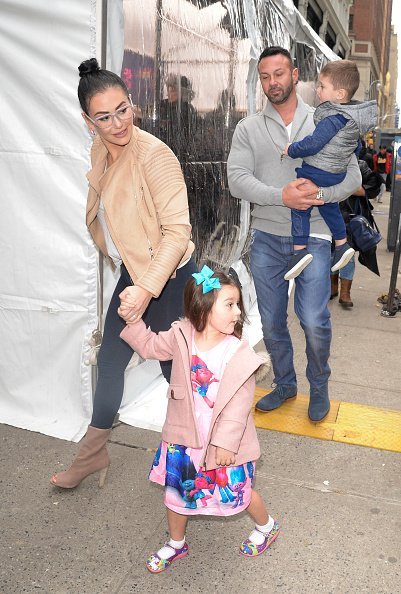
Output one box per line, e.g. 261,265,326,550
317,187,324,200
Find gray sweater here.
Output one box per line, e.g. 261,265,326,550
227,95,362,237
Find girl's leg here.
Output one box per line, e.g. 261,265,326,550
239,489,280,555
246,489,269,526
146,509,189,572
167,509,189,541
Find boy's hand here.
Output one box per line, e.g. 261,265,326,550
282,143,291,156
215,447,236,466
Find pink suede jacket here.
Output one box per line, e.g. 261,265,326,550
120,319,271,470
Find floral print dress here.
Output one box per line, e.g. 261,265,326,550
149,333,255,516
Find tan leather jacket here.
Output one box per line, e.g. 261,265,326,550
86,126,194,297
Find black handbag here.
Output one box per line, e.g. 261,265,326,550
347,198,382,253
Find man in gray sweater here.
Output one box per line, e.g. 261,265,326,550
227,46,361,422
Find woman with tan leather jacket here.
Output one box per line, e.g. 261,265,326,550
50,58,195,489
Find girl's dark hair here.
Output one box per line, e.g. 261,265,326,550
77,58,129,114
183,270,247,338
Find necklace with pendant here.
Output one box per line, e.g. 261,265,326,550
263,114,308,163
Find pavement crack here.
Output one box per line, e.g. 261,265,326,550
108,439,157,453
259,472,401,507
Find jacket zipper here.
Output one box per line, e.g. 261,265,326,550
138,186,155,260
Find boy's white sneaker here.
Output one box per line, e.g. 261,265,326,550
284,249,313,281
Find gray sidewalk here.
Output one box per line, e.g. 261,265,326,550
1,192,401,594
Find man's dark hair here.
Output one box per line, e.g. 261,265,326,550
258,46,294,67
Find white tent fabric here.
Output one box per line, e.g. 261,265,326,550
0,0,99,440
0,0,170,441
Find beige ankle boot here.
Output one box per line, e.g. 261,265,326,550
50,426,111,489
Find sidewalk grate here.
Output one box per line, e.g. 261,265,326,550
253,387,401,453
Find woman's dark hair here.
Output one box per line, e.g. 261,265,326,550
183,270,247,338
77,58,129,114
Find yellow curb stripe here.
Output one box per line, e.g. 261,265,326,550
253,388,401,453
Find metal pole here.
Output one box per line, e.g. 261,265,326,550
150,0,163,137
381,213,401,317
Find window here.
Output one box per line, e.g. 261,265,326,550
349,14,354,32
325,23,336,50
306,4,323,33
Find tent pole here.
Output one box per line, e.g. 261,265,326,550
100,0,108,68
92,0,108,398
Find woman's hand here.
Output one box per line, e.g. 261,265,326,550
118,285,153,323
215,447,236,467
117,303,139,325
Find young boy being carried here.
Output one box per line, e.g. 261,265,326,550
283,60,377,280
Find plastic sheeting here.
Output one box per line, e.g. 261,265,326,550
122,0,339,267
118,0,340,430
0,0,341,441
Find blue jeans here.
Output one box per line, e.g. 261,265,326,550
292,203,346,245
331,253,355,281
250,230,332,392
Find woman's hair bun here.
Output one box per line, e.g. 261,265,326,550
78,58,101,78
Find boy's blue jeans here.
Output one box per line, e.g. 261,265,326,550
291,203,346,245
250,230,332,393
292,164,346,246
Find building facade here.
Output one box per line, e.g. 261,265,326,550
293,0,353,58
293,0,399,142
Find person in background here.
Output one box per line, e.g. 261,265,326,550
373,145,391,203
385,144,393,191
331,159,382,307
159,74,198,162
358,139,373,170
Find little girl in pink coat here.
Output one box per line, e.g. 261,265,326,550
119,266,280,573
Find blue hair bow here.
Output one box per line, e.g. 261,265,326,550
192,265,221,294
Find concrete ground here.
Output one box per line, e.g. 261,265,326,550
1,192,401,594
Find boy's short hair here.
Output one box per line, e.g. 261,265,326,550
320,60,360,100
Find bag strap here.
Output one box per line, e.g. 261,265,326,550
346,197,361,215
371,216,380,233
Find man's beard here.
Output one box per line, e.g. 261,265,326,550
266,80,294,105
